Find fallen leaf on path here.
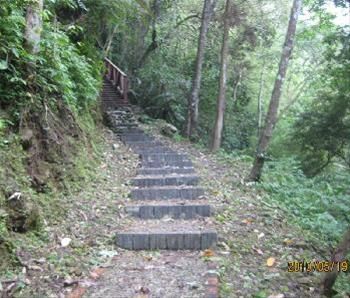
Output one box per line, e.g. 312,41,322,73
98,250,118,258
297,276,313,284
252,246,264,255
89,268,106,280
143,255,153,261
187,281,199,289
268,294,285,298
241,218,253,224
61,238,72,247
139,286,150,294
28,265,43,271
258,232,265,239
220,241,230,251
202,249,214,257
283,238,293,245
63,278,79,287
266,257,276,267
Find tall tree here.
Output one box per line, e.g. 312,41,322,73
185,0,216,138
24,0,43,55
248,0,302,181
257,61,265,138
210,0,233,151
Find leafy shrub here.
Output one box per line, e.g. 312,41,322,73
259,158,350,243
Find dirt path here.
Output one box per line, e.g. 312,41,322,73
143,122,327,298
7,123,329,298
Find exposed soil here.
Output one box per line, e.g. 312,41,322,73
1,121,338,298
1,129,139,297
143,122,329,298
85,251,208,298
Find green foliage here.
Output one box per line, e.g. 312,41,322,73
0,1,101,121
172,132,185,143
136,49,189,125
293,30,350,176
0,0,105,272
0,1,27,108
38,26,101,109
260,158,350,243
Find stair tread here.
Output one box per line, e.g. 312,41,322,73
132,173,200,180
125,198,209,206
118,219,216,233
139,166,195,170
133,174,199,179
132,185,203,190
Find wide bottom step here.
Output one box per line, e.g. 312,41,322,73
116,230,217,250
131,186,205,200
126,203,211,219
137,167,196,176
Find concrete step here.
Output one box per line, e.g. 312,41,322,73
119,129,145,134
115,123,138,128
137,167,196,176
116,127,139,134
107,110,133,115
121,135,155,142
125,202,211,219
102,89,120,93
140,160,193,168
128,141,164,148
140,153,190,162
132,175,199,187
111,125,139,133
103,91,115,94
131,186,205,200
134,147,175,154
116,221,217,250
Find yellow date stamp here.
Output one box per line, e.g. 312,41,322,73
288,260,350,273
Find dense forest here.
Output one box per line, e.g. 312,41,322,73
0,0,349,297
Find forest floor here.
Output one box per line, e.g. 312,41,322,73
3,121,333,298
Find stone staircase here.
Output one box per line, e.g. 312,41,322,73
116,128,217,250
100,81,217,251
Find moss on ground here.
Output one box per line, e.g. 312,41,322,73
0,106,104,273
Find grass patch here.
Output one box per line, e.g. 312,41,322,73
0,111,104,273
259,158,350,244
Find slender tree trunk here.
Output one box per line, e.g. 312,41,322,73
232,69,242,104
185,0,216,138
323,228,350,297
24,0,43,55
248,0,302,181
104,25,118,58
210,0,232,151
257,62,265,137
138,0,160,68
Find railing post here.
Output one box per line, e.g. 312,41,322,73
104,57,129,105
124,78,128,103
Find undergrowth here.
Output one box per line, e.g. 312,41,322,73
0,120,104,271
0,1,104,273
259,158,350,244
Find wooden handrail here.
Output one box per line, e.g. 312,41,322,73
104,57,129,104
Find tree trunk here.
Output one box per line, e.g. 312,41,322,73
248,0,302,181
185,0,216,138
138,0,160,68
210,0,232,151
323,228,350,297
24,0,43,55
232,69,242,104
257,62,265,138
103,25,118,58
